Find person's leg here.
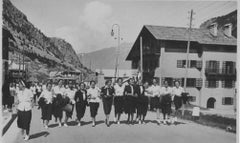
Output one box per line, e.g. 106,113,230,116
156,108,160,124
64,113,69,127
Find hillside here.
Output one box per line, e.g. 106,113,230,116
78,43,132,70
3,0,86,81
200,10,237,38
50,37,83,69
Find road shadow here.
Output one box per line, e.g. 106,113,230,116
48,123,58,128
67,121,78,126
81,121,92,126
95,120,104,125
29,131,49,140
174,121,186,125
145,120,158,125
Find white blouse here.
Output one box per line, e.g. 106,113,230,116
53,86,66,95
65,88,76,104
149,85,161,97
160,87,172,95
172,86,184,97
87,87,101,103
39,90,54,104
114,84,125,96
16,89,33,111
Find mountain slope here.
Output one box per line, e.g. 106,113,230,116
78,43,132,70
3,0,86,81
200,10,237,38
50,37,83,69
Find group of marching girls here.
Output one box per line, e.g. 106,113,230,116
15,77,186,140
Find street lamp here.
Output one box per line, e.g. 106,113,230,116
111,24,120,82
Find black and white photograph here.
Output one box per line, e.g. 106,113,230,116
1,0,239,143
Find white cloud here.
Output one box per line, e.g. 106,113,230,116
55,1,115,53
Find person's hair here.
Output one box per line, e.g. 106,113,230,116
105,80,112,85
46,82,52,87
128,78,134,83
79,82,86,88
174,80,180,85
152,78,158,82
117,78,123,82
90,80,95,85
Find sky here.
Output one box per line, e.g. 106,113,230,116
11,0,237,54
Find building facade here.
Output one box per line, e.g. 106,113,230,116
126,24,237,110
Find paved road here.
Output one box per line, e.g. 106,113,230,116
3,103,236,143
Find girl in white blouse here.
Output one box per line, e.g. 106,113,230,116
16,80,33,141
87,80,101,127
63,84,76,127
113,78,125,124
52,80,66,127
172,80,184,124
38,83,54,129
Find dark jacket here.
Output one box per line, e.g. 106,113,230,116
101,86,115,98
75,90,88,105
134,85,145,97
124,85,135,96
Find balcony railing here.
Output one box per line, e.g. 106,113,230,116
205,68,236,76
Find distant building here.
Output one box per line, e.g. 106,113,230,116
126,24,237,110
95,69,138,81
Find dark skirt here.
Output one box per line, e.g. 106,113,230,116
114,96,124,114
76,102,87,120
41,104,52,120
124,96,136,114
161,94,172,114
150,97,161,109
89,102,99,118
174,96,182,110
17,110,32,130
52,94,66,119
102,97,113,115
137,96,149,116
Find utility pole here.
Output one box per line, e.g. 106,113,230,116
111,24,121,82
184,9,194,91
140,37,143,81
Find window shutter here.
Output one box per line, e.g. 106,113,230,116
233,62,236,74
205,80,209,88
216,80,219,88
177,60,183,68
217,61,220,74
222,97,225,105
222,61,226,74
196,78,203,87
232,80,235,88
206,61,209,68
222,80,225,88
196,60,202,69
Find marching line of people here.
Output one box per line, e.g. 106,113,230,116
14,77,186,140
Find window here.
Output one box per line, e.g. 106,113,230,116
132,60,139,69
177,60,185,68
190,60,197,68
222,61,235,74
222,79,235,88
205,79,219,88
205,60,220,73
186,78,196,87
177,60,202,69
222,97,233,105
